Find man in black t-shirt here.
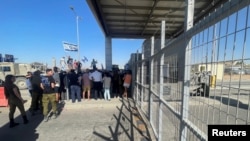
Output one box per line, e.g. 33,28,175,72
29,70,43,115
68,69,81,103
41,69,57,122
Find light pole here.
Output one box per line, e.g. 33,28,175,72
70,6,80,61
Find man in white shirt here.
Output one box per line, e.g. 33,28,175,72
60,57,66,70
89,67,103,100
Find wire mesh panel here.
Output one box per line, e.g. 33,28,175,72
136,61,142,107
189,3,250,127
152,57,161,96
187,3,250,140
141,85,150,118
161,103,181,141
129,1,250,141
140,55,150,116
151,94,160,138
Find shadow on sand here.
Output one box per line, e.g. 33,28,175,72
210,95,249,110
0,101,65,141
92,97,151,141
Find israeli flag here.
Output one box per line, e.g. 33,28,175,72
63,42,78,52
84,56,88,61
82,56,88,63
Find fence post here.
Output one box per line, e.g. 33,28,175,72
136,50,140,106
180,0,194,141
149,36,155,127
158,20,165,141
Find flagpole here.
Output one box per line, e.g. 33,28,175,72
70,6,80,62
76,15,80,62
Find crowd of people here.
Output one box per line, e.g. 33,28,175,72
4,64,132,128
61,66,132,102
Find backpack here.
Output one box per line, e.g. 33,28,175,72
41,76,51,93
53,73,60,87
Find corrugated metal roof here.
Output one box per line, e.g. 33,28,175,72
86,0,229,39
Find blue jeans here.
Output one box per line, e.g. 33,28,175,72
70,85,81,102
104,88,110,100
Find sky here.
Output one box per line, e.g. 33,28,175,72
0,0,144,69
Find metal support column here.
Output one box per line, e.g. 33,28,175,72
180,0,194,141
105,36,112,70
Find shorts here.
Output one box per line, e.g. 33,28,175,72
83,86,91,91
123,83,130,88
54,87,60,93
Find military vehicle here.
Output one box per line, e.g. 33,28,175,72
0,62,33,89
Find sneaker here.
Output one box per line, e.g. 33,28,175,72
52,114,57,119
44,116,49,122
